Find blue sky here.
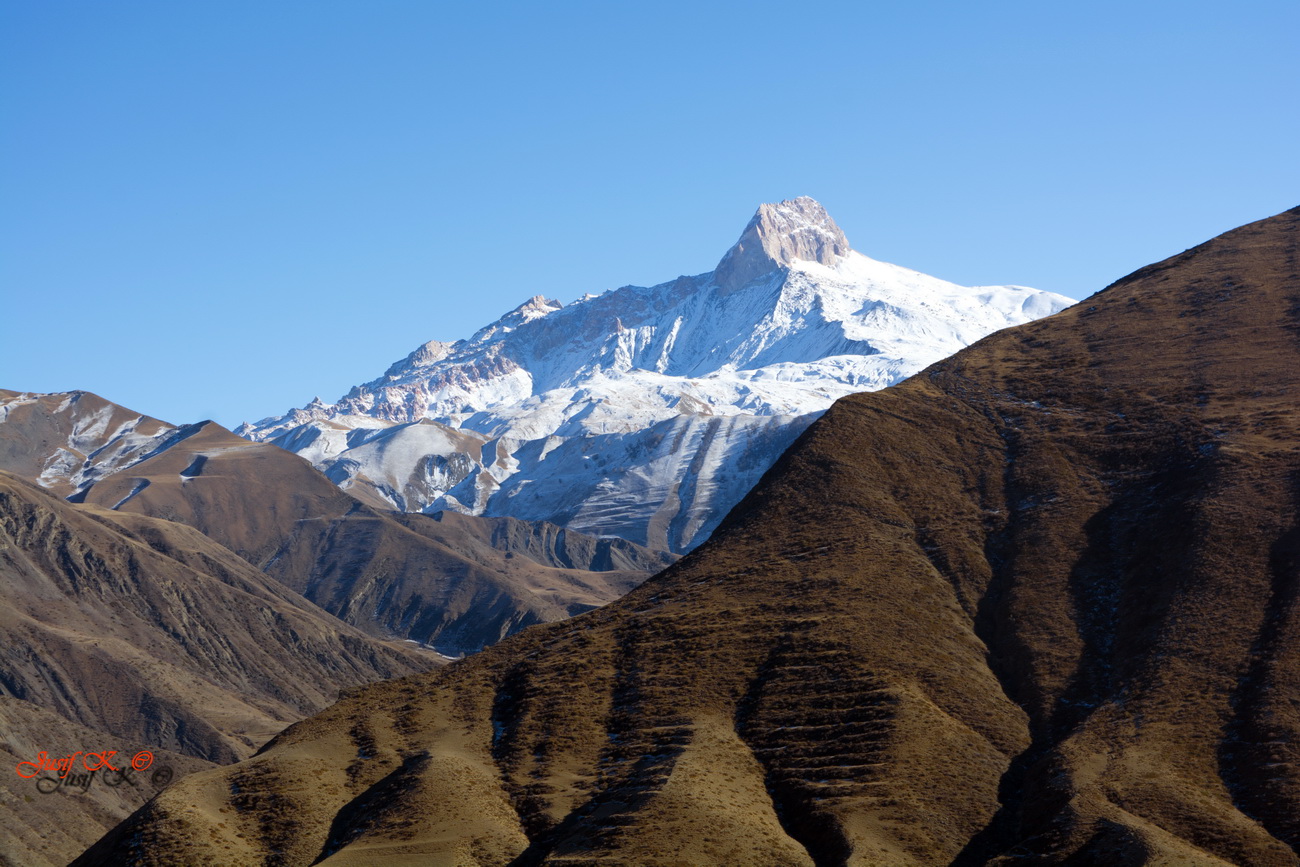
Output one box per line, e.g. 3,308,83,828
3,1,1297,428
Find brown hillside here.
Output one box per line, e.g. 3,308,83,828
0,697,213,867
0,470,428,764
0,390,173,498
0,470,432,865
79,206,1300,866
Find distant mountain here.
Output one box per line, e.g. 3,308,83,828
89,206,1300,865
242,197,1073,553
0,390,673,655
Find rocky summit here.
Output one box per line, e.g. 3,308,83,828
241,197,1072,554
714,196,851,291
81,206,1300,865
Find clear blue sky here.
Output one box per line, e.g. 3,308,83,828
3,1,1297,429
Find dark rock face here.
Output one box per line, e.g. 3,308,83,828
79,206,1300,865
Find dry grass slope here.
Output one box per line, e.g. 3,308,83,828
0,471,430,763
0,697,214,867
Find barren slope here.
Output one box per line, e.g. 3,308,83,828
0,471,433,866
0,389,174,498
0,697,213,867
80,206,1300,865
0,470,430,762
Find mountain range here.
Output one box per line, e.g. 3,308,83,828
79,205,1300,865
241,197,1073,553
0,389,673,658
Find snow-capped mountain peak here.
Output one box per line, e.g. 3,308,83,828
382,340,455,378
469,294,564,345
243,197,1074,553
715,196,850,293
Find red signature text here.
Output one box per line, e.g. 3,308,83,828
15,750,140,779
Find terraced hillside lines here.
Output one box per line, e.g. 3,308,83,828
488,639,618,840
736,640,897,865
80,207,1300,865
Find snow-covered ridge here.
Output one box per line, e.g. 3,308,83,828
241,198,1074,552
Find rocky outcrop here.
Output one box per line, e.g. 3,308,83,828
713,195,851,293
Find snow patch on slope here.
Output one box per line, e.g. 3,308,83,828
0,391,179,498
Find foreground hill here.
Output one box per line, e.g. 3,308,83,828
82,206,1299,865
244,197,1072,553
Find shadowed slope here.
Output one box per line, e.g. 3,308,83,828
80,207,1300,865
0,470,429,763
